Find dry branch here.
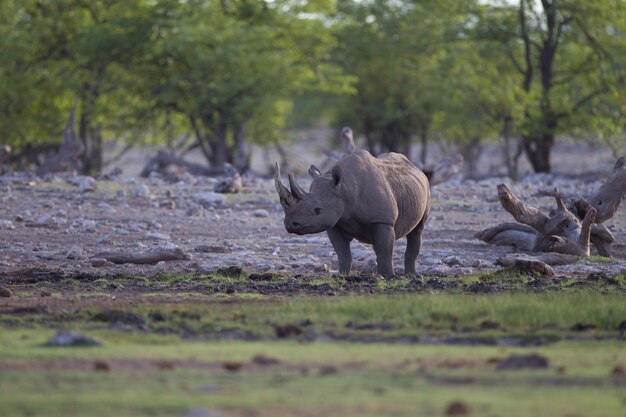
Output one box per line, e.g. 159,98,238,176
479,182,608,258
573,157,626,223
93,248,189,265
497,184,549,234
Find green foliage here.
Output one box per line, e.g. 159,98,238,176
0,0,623,172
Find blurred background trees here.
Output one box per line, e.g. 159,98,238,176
0,0,623,175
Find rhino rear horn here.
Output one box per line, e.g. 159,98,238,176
274,162,295,207
288,172,307,200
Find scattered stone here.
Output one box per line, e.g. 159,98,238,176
81,219,97,233
35,214,56,227
253,209,269,218
148,311,166,322
40,290,52,297
66,246,83,259
251,354,281,366
78,176,97,193
97,235,110,244
92,310,146,327
46,329,101,347
194,245,232,254
214,173,242,193
496,353,549,370
156,360,175,370
507,259,555,277
222,361,244,372
93,360,110,372
611,364,626,377
586,271,608,281
131,184,151,198
319,365,338,376
90,258,108,268
479,320,500,330
192,191,226,206
274,323,303,338
216,266,244,277
570,323,596,332
0,219,15,229
184,408,221,417
445,400,471,416
145,231,170,241
0,287,12,297
443,256,464,267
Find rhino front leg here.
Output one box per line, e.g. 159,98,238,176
372,224,395,277
327,227,353,274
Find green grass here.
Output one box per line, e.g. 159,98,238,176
1,291,625,417
0,337,625,417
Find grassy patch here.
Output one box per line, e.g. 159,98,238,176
1,290,625,417
0,337,625,417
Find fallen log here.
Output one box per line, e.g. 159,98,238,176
92,248,189,265
415,153,464,187
478,184,599,257
496,253,580,267
570,157,626,223
140,149,236,178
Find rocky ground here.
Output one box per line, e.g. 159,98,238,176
1,166,626,281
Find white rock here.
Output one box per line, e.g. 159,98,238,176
82,220,97,233
145,231,170,241
253,209,269,218
0,220,14,229
192,192,226,206
78,176,97,193
66,246,82,259
131,184,151,199
36,214,55,226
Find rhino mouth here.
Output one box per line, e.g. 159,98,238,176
286,223,325,235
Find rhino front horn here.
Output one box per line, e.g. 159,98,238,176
274,162,295,207
288,172,307,200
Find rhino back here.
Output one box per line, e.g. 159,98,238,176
335,150,430,239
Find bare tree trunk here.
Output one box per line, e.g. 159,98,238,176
419,126,428,164
502,116,522,180
37,102,84,176
522,133,554,173
212,110,228,168
233,120,249,172
462,137,482,178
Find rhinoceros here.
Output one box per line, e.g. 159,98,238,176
275,149,430,276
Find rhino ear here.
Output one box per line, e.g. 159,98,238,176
331,165,342,187
308,165,321,178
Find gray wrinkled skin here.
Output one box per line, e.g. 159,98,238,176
275,150,430,276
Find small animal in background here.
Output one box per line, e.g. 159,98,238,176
340,126,356,154
275,149,430,276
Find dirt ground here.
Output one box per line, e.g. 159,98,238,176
1,158,626,282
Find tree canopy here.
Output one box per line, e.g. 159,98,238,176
0,0,623,174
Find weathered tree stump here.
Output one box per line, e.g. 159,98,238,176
475,156,626,259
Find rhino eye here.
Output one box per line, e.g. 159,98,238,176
314,208,322,215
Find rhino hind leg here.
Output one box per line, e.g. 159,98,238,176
404,222,426,276
372,224,396,277
327,227,353,275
